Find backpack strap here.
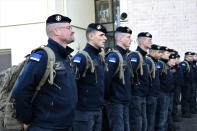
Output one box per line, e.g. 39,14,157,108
158,60,167,75
146,56,156,79
99,52,109,72
30,46,55,102
105,49,125,85
77,50,95,77
183,61,190,73
126,51,144,76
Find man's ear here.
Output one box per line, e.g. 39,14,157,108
53,28,60,36
88,32,94,40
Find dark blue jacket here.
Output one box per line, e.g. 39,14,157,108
127,46,150,97
104,45,131,104
146,55,160,97
12,38,78,129
72,43,104,111
174,64,184,88
192,61,197,85
158,58,174,93
180,60,193,85
167,65,176,93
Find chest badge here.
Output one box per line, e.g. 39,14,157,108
54,61,65,70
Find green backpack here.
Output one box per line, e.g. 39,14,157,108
0,46,55,130
105,48,126,85
72,50,108,83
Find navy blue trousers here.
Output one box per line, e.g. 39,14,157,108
129,96,147,131
146,96,157,131
73,110,102,131
106,102,130,131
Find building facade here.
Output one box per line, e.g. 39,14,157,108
0,0,196,67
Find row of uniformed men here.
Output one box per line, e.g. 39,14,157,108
12,14,197,131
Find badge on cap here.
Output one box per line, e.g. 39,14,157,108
56,15,62,21
146,33,150,37
127,28,131,33
30,53,42,62
166,48,169,51
109,57,116,63
97,25,102,30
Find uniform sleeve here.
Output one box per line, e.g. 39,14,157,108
12,50,47,124
146,59,152,71
176,66,184,87
104,53,119,99
127,53,140,73
72,54,86,78
180,62,187,73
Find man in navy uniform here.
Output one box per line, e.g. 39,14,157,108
192,53,197,112
12,14,78,131
166,53,180,131
146,44,162,131
72,23,107,131
155,46,171,131
180,52,194,118
104,26,132,131
172,52,183,122
128,32,152,131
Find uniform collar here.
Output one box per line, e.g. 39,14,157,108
47,38,74,58
115,45,127,55
148,54,158,62
84,43,101,55
136,46,147,56
160,58,168,63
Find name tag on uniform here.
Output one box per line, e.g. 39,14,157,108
30,53,42,62
73,57,82,63
54,61,65,70
109,57,116,63
182,63,186,66
130,57,137,62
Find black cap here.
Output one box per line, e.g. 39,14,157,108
115,26,132,34
160,46,170,51
185,52,193,56
168,49,174,53
46,14,71,25
191,52,195,55
137,32,152,38
169,54,177,59
151,44,160,50
88,23,107,34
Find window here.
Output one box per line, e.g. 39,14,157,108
95,0,120,48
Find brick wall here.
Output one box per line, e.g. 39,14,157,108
127,0,197,60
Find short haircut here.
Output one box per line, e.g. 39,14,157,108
86,27,97,41
137,37,146,45
115,32,126,42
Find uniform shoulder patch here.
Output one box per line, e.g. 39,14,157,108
156,64,161,68
181,62,186,66
73,56,82,63
30,53,42,62
108,57,116,63
130,57,137,62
